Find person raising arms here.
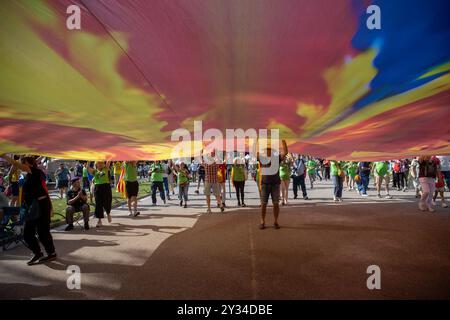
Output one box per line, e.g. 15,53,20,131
87,161,112,227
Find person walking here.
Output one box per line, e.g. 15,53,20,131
149,160,166,205
357,161,371,196
231,157,246,207
202,150,224,214
195,163,205,194
173,162,190,208
55,163,70,199
418,155,439,212
306,157,317,189
330,160,344,202
124,161,140,217
292,155,308,200
279,155,292,205
88,161,113,227
374,161,392,199
433,171,447,208
409,157,421,198
1,154,57,265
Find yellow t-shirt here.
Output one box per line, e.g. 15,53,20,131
114,162,122,175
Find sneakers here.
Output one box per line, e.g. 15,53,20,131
377,194,382,198
195,190,199,194
180,200,183,207
259,223,265,230
403,187,407,192
442,202,448,208
242,203,246,207
128,212,133,217
385,194,393,199
27,252,43,266
294,195,298,199
65,224,74,231
206,208,212,214
274,223,280,229
84,221,90,230
333,197,338,202
38,252,57,264
237,202,241,207
183,204,187,208
428,206,436,213
96,219,102,228
220,205,225,213
134,211,140,217
338,198,343,202
361,193,368,197
304,196,309,200
107,214,112,223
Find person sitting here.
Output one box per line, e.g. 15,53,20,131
65,177,90,231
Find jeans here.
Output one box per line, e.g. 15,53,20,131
151,181,166,204
393,172,405,189
178,184,189,202
332,175,343,198
233,181,245,204
419,177,435,208
163,177,170,196
293,175,307,198
358,174,370,194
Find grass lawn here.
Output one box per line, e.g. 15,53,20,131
50,181,151,223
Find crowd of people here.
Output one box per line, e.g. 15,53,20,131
0,148,449,265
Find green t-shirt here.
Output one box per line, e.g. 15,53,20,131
279,162,290,180
93,168,110,185
375,161,388,176
307,160,316,174
82,167,88,178
232,165,245,182
347,162,358,177
177,171,189,185
330,161,342,176
124,163,137,182
150,163,164,182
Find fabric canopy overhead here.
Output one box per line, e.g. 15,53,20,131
0,0,449,161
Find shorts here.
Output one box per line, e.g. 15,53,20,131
10,182,19,197
261,183,280,205
375,174,389,185
125,181,139,198
204,181,220,197
57,180,69,189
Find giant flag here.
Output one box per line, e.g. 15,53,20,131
0,0,449,160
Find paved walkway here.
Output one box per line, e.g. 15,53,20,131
0,179,449,299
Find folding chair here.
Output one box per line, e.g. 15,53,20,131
1,206,26,251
